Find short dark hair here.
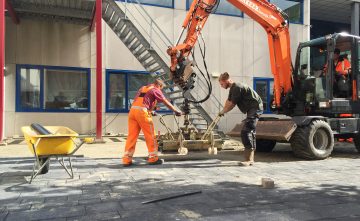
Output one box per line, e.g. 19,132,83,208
219,72,230,81
334,48,340,55
154,79,164,87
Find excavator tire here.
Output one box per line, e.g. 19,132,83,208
256,139,276,152
353,133,360,153
290,120,334,160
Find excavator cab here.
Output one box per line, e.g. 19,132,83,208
290,33,360,117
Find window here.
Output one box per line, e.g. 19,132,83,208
19,68,41,110
270,0,303,24
117,0,174,8
106,70,170,112
16,65,90,112
254,78,274,113
186,0,243,17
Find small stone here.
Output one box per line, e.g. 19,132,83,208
261,178,275,188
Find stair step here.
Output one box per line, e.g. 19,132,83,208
133,46,147,57
102,3,110,18
109,12,121,26
103,7,114,21
119,27,131,39
166,90,182,95
148,65,162,73
127,40,141,52
124,34,136,46
169,95,184,100
114,19,127,33
143,59,158,68
156,72,169,78
138,53,152,63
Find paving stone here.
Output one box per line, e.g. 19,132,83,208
5,202,31,212
1,151,360,221
85,201,122,214
5,205,85,221
0,211,8,220
31,199,79,210
119,207,189,221
78,197,102,205
307,203,360,219
67,211,121,221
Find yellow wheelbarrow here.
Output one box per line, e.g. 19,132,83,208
22,124,85,184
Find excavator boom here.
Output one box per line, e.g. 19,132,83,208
168,0,293,108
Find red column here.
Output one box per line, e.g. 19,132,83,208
96,0,102,140
0,0,5,141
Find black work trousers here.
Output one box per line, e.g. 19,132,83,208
241,108,262,150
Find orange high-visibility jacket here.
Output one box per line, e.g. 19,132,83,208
131,84,157,110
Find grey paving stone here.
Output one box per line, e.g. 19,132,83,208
31,200,79,210
5,205,85,221
119,207,189,221
307,203,360,219
0,211,8,220
85,201,122,214
5,202,31,212
67,211,121,221
78,197,102,205
39,218,66,221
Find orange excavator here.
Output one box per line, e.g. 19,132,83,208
166,0,360,159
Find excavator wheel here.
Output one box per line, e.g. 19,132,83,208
290,120,334,160
353,133,360,153
256,139,276,152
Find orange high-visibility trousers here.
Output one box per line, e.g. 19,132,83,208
122,107,159,165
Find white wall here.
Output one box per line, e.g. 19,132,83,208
4,1,308,137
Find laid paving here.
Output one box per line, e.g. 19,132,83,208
0,139,359,220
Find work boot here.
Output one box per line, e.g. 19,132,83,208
122,157,132,167
148,159,164,165
238,148,255,166
123,162,132,167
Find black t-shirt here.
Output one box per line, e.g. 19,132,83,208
228,82,263,114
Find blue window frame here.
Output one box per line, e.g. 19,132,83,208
106,69,171,113
16,65,91,112
254,77,274,114
269,0,303,24
117,0,174,8
186,0,243,17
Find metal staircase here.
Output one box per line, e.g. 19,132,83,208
102,0,223,131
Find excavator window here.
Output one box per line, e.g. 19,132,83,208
297,46,327,77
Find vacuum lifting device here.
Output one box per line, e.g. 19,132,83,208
161,0,360,159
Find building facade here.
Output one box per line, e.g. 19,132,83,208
4,0,310,138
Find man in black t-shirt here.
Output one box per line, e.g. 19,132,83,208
218,72,263,166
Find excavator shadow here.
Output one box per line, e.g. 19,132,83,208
160,142,360,163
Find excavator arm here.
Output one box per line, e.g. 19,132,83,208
168,0,293,108
167,0,219,92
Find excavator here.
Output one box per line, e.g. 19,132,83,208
163,0,360,160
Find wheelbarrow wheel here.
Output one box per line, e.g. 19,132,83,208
38,157,50,174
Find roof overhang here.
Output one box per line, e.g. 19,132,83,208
5,0,96,26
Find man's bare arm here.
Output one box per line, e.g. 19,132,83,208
219,100,236,116
163,99,182,115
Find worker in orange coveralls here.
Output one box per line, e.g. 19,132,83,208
122,79,182,166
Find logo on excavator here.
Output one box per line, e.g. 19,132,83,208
240,0,259,11
240,0,276,20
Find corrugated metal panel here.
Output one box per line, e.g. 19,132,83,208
7,0,95,25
